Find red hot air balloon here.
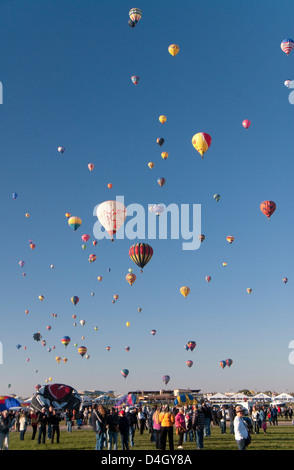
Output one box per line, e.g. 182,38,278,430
186,360,193,368
242,119,251,129
260,200,276,219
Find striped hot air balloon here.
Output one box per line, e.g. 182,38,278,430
129,8,142,23
226,235,234,244
61,336,71,347
78,346,87,358
68,216,82,232
129,243,153,272
281,38,294,55
126,273,136,286
131,75,140,85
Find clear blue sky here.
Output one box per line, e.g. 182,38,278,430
1,0,294,398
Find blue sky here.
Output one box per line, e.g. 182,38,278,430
1,0,294,398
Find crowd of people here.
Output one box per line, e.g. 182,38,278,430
0,400,293,450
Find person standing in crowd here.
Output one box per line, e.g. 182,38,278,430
201,401,212,437
95,405,107,450
37,407,48,444
219,405,227,434
47,406,53,440
251,405,260,434
19,410,28,441
192,403,205,449
234,406,249,450
76,409,84,429
126,407,137,447
118,410,129,450
106,407,119,450
259,406,267,434
271,405,278,425
51,410,62,444
183,409,193,442
159,405,175,451
138,407,146,435
152,407,162,449
30,410,38,440
229,405,236,434
0,410,12,450
175,407,186,449
65,409,73,433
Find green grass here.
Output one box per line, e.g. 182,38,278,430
6,422,294,451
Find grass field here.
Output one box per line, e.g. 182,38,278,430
5,422,294,451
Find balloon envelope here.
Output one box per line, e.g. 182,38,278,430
129,243,153,271
96,200,127,240
192,132,212,157
168,44,179,56
281,38,294,55
260,200,276,218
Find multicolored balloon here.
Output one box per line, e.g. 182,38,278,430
186,360,193,368
162,375,170,385
129,243,153,272
78,346,87,358
131,75,140,85
68,216,82,232
159,115,167,124
220,360,226,369
96,200,127,241
61,336,71,347
129,8,142,23
121,369,129,379
71,296,79,306
126,273,136,286
226,235,234,244
192,132,212,157
157,177,166,187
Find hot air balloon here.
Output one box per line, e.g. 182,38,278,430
186,341,196,352
97,276,103,282
226,236,234,244
168,44,179,56
150,329,156,336
96,200,127,241
88,254,97,263
12,192,18,199
19,261,25,268
180,286,190,298
106,346,111,351
30,243,36,250
148,162,154,169
58,146,65,153
78,346,87,358
63,358,68,363
260,200,276,219
65,213,71,218
61,336,71,347
68,216,82,232
33,332,42,342
192,132,212,157
156,137,165,146
198,234,205,243
246,288,252,294
281,38,294,55
50,264,54,269
283,277,288,284
137,307,142,312
88,163,95,171
107,183,113,189
129,8,142,23
161,152,168,160
157,177,166,187
126,321,130,327
81,234,90,243
222,262,227,267
125,346,130,352
131,75,140,85
126,273,136,285
25,213,30,218
80,320,85,326
220,360,226,369
129,243,153,272
226,358,233,367
46,326,51,331
55,356,61,364
113,295,119,301
16,344,21,350
128,19,136,28
25,310,29,315
159,115,167,124
121,369,129,379
205,276,211,283
71,296,79,306
149,204,164,216
242,119,251,129
39,295,44,302
213,194,221,202
186,360,193,368
284,80,292,88
162,375,170,385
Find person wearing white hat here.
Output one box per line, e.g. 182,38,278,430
234,406,249,450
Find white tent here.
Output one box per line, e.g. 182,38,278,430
208,393,228,401
230,393,249,401
252,393,271,402
272,393,293,402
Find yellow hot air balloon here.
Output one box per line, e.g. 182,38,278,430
180,286,190,298
55,356,61,364
68,216,82,232
159,115,167,124
126,321,130,327
148,162,155,169
226,235,234,244
161,152,169,160
126,273,136,286
168,44,179,56
39,295,44,302
192,133,212,157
